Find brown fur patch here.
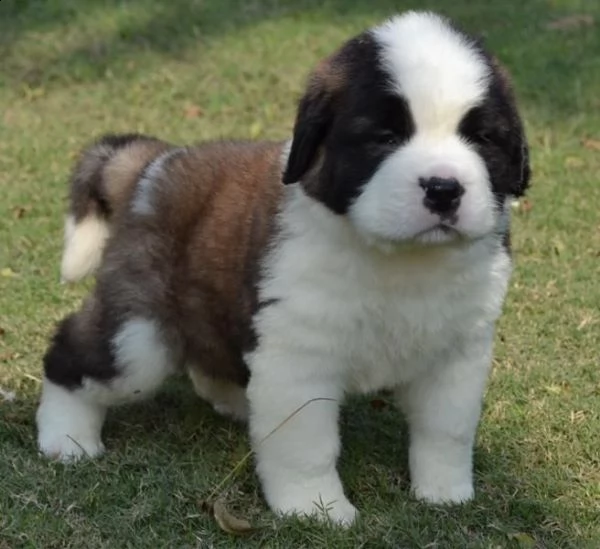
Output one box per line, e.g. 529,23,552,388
490,56,516,97
59,141,286,388
102,140,171,219
310,52,347,97
68,134,170,222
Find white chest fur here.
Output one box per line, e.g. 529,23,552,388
252,187,512,394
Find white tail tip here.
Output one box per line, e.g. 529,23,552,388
60,214,110,283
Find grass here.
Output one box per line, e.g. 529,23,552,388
1,0,599,546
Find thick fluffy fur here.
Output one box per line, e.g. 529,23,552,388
61,134,171,282
37,11,530,526
39,139,283,429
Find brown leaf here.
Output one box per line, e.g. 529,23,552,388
12,206,28,219
546,14,595,30
3,109,15,124
184,104,204,119
519,198,533,213
200,499,254,536
370,398,389,410
582,138,600,152
0,326,5,337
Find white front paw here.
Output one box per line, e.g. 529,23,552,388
36,379,106,463
272,490,358,526
38,431,105,463
315,496,358,526
408,437,475,505
265,475,358,526
413,480,474,504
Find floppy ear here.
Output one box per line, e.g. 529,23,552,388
283,81,333,184
490,56,531,197
283,55,345,184
512,139,531,197
282,86,334,184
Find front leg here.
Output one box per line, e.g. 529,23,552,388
396,330,494,504
246,349,356,525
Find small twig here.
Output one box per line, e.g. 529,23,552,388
65,435,92,459
205,397,336,503
23,373,42,384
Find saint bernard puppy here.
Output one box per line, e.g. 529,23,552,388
37,11,530,525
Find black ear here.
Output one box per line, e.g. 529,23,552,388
283,83,335,185
488,56,531,198
512,139,531,197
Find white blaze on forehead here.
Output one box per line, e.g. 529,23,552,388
373,12,490,133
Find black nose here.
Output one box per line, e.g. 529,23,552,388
419,177,464,215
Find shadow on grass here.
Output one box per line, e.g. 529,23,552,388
94,388,584,546
2,377,587,545
2,0,599,118
340,396,585,546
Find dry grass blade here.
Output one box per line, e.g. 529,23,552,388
582,138,600,152
546,14,595,30
204,396,336,504
199,397,337,534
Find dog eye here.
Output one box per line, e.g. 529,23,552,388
459,107,507,148
468,124,508,148
473,129,495,145
370,130,400,146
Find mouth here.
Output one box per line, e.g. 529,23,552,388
432,224,455,234
414,224,462,244
357,223,468,253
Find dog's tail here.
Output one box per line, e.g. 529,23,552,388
61,133,170,283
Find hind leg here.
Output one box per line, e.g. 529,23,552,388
187,367,248,422
37,309,175,462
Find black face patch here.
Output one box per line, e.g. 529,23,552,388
458,59,530,201
285,23,530,220
283,34,416,214
456,51,530,254
318,89,415,213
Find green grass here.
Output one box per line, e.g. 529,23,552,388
1,0,599,546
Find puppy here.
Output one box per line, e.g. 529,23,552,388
37,11,530,525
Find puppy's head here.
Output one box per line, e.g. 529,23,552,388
283,11,530,247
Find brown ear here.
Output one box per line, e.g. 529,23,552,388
282,58,345,184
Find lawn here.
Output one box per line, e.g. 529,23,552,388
1,0,599,547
